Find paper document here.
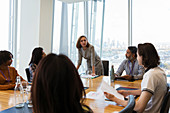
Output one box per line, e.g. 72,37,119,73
101,80,124,100
86,91,105,100
81,74,99,79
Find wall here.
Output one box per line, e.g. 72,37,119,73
19,0,53,80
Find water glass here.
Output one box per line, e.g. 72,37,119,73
27,99,33,108
21,81,28,102
86,70,92,75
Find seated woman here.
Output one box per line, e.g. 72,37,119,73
29,47,46,82
0,50,25,90
31,53,93,113
104,43,167,113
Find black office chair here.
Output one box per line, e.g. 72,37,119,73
119,95,135,113
102,60,109,76
160,85,170,113
25,68,31,82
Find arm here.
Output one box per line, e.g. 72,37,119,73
77,65,80,70
92,66,95,75
115,60,126,76
0,84,15,90
77,49,82,70
104,92,128,107
133,65,145,80
134,91,152,113
118,90,141,97
121,75,132,80
90,46,95,75
104,90,152,113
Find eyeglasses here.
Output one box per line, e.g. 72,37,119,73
80,39,86,42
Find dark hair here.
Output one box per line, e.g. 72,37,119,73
31,53,87,113
76,35,90,49
29,47,43,65
138,43,160,68
0,50,13,65
128,46,137,58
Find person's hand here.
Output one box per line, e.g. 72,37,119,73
117,90,129,97
122,75,132,80
104,92,115,101
91,73,96,76
114,74,118,77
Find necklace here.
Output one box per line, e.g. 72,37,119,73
0,67,11,82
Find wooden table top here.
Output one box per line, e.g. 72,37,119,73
81,76,141,113
0,76,141,113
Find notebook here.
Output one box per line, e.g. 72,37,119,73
116,87,139,91
81,74,99,79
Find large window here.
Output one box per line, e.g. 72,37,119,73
53,1,86,72
89,1,103,56
16,0,21,69
52,1,104,73
132,0,170,74
68,2,84,65
0,0,18,68
52,0,129,72
102,0,128,71
52,1,62,54
52,0,170,74
0,1,10,50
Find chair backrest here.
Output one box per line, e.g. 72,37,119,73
119,95,135,113
102,60,109,76
25,68,31,82
160,88,170,113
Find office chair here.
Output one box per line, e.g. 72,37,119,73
160,85,170,113
119,95,135,113
102,60,109,76
25,68,31,82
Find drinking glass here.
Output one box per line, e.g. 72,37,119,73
86,70,92,75
85,70,93,87
27,99,33,108
21,81,28,102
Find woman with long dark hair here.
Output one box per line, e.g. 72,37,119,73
29,47,46,82
76,35,103,76
104,43,167,113
31,53,93,113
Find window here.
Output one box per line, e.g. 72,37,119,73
102,0,128,71
16,0,21,69
52,1,104,73
89,1,103,55
52,1,86,72
132,0,170,74
68,2,84,65
0,1,10,50
52,0,170,74
52,1,62,54
0,0,18,68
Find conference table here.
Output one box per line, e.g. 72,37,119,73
0,76,142,113
82,76,141,113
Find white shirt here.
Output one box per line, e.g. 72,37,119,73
141,67,167,113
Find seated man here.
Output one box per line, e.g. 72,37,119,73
115,46,144,80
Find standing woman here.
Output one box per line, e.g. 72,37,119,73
0,50,25,90
76,35,104,76
29,47,46,82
